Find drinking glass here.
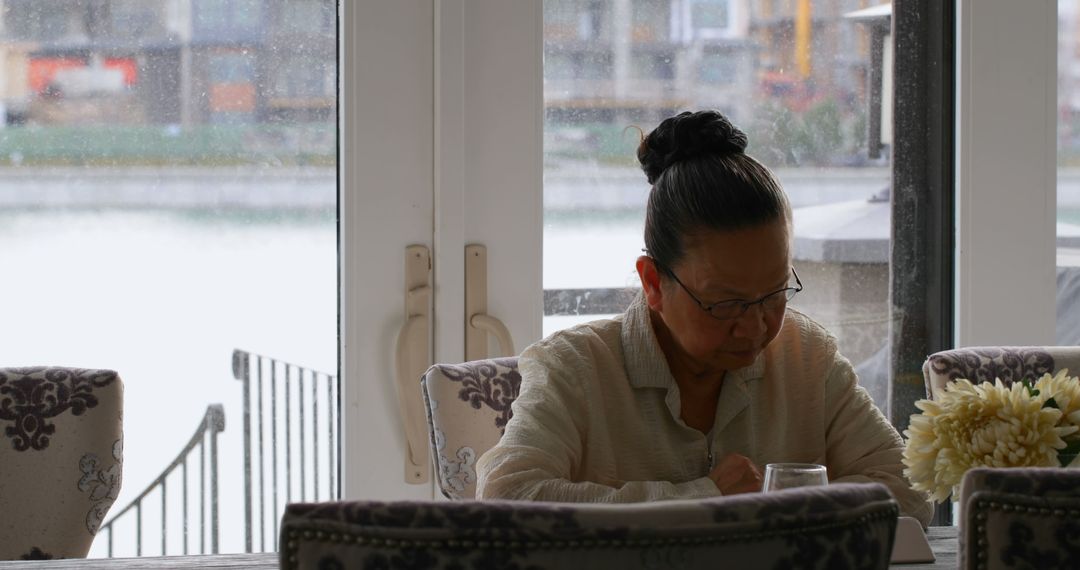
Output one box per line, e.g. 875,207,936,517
762,463,828,492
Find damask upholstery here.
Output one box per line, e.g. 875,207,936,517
922,346,1080,400
0,367,123,560
280,482,899,570
420,358,520,500
958,467,1080,569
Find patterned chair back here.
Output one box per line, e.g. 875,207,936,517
958,467,1080,569
421,358,520,500
279,482,899,570
922,346,1080,399
0,367,123,560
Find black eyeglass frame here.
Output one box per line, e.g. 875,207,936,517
658,263,804,321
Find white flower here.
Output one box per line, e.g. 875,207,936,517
1035,369,1080,434
903,378,1075,503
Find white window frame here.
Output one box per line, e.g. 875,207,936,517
955,0,1057,346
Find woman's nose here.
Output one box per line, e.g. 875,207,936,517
731,302,767,338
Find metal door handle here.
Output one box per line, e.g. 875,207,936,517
394,245,431,484
465,244,515,360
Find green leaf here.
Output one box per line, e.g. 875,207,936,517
1059,440,1080,466
1045,397,1060,410
1022,379,1040,398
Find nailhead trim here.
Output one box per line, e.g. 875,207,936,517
971,497,1078,570
279,507,898,569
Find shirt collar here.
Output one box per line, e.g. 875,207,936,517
620,291,765,389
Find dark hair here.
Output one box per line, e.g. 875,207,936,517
637,110,791,273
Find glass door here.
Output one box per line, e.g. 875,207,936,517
0,0,337,557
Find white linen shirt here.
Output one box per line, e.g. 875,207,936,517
476,293,933,525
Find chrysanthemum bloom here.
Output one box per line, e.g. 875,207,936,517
903,379,1077,502
1035,369,1080,431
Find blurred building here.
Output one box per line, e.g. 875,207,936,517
544,0,757,125
0,0,335,126
544,0,877,128
0,0,877,131
749,0,870,112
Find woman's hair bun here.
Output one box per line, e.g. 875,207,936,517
637,110,748,185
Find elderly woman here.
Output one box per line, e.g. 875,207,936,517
476,110,932,525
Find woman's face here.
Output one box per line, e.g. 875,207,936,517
642,219,793,375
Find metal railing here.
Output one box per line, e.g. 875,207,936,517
232,349,339,553
101,404,226,557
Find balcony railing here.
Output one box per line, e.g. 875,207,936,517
100,404,226,557
231,349,339,553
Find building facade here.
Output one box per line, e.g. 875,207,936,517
0,0,876,140
0,0,335,126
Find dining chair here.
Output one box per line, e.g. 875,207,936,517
0,366,124,560
958,467,1080,570
280,481,899,570
922,346,1080,400
420,357,520,500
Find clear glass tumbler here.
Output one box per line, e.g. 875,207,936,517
762,463,828,492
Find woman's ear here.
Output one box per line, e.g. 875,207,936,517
636,256,664,311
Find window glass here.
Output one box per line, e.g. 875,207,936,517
195,0,230,34
194,0,262,40
543,0,895,410
1059,0,1080,345
632,0,668,42
691,0,731,32
280,0,330,34
110,0,161,38
631,52,674,80
0,0,338,557
698,55,737,84
274,55,327,99
5,0,73,42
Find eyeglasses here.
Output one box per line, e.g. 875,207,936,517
660,264,803,321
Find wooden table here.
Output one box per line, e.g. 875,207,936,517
905,526,958,569
0,526,959,569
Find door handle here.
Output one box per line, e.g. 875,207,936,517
465,244,515,360
470,313,514,358
394,245,431,484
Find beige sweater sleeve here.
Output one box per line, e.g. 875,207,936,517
476,347,721,503
823,354,934,526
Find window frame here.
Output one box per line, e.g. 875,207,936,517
955,0,1058,346
892,0,956,526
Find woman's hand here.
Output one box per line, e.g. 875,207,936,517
708,453,763,495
